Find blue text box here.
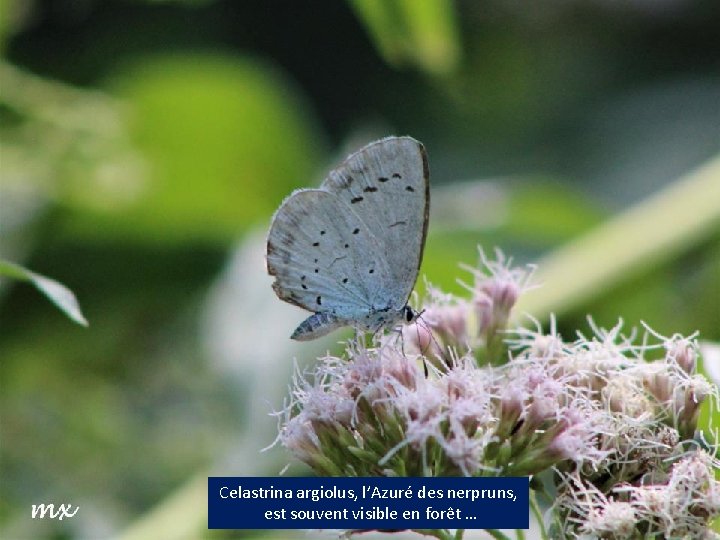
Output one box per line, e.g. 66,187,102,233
208,476,529,529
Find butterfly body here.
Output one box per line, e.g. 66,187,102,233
266,136,429,340
289,304,419,341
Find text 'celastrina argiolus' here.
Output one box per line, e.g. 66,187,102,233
266,136,430,341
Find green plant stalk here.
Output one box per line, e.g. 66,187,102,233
530,490,549,540
485,529,513,540
412,528,453,540
514,154,720,321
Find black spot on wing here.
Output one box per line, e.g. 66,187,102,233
392,173,402,179
312,241,319,247
405,186,415,192
351,196,364,204
363,186,378,193
352,228,359,234
316,296,322,305
378,176,389,183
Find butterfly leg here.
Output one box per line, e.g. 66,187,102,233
411,325,429,377
396,327,407,358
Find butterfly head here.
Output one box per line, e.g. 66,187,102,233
402,305,422,324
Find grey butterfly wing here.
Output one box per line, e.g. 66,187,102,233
266,189,392,320
321,136,429,308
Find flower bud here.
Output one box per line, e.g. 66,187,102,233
665,337,697,375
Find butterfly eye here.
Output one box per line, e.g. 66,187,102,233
404,306,416,323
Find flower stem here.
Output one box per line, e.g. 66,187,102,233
484,530,512,540
530,490,549,540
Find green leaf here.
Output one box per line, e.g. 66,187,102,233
0,259,88,326
349,0,460,75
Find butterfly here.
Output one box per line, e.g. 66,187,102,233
266,136,430,341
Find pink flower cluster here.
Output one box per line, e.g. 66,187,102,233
276,250,719,538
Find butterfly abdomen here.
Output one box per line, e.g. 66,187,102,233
291,312,346,341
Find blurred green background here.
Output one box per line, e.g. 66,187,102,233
1,0,719,538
